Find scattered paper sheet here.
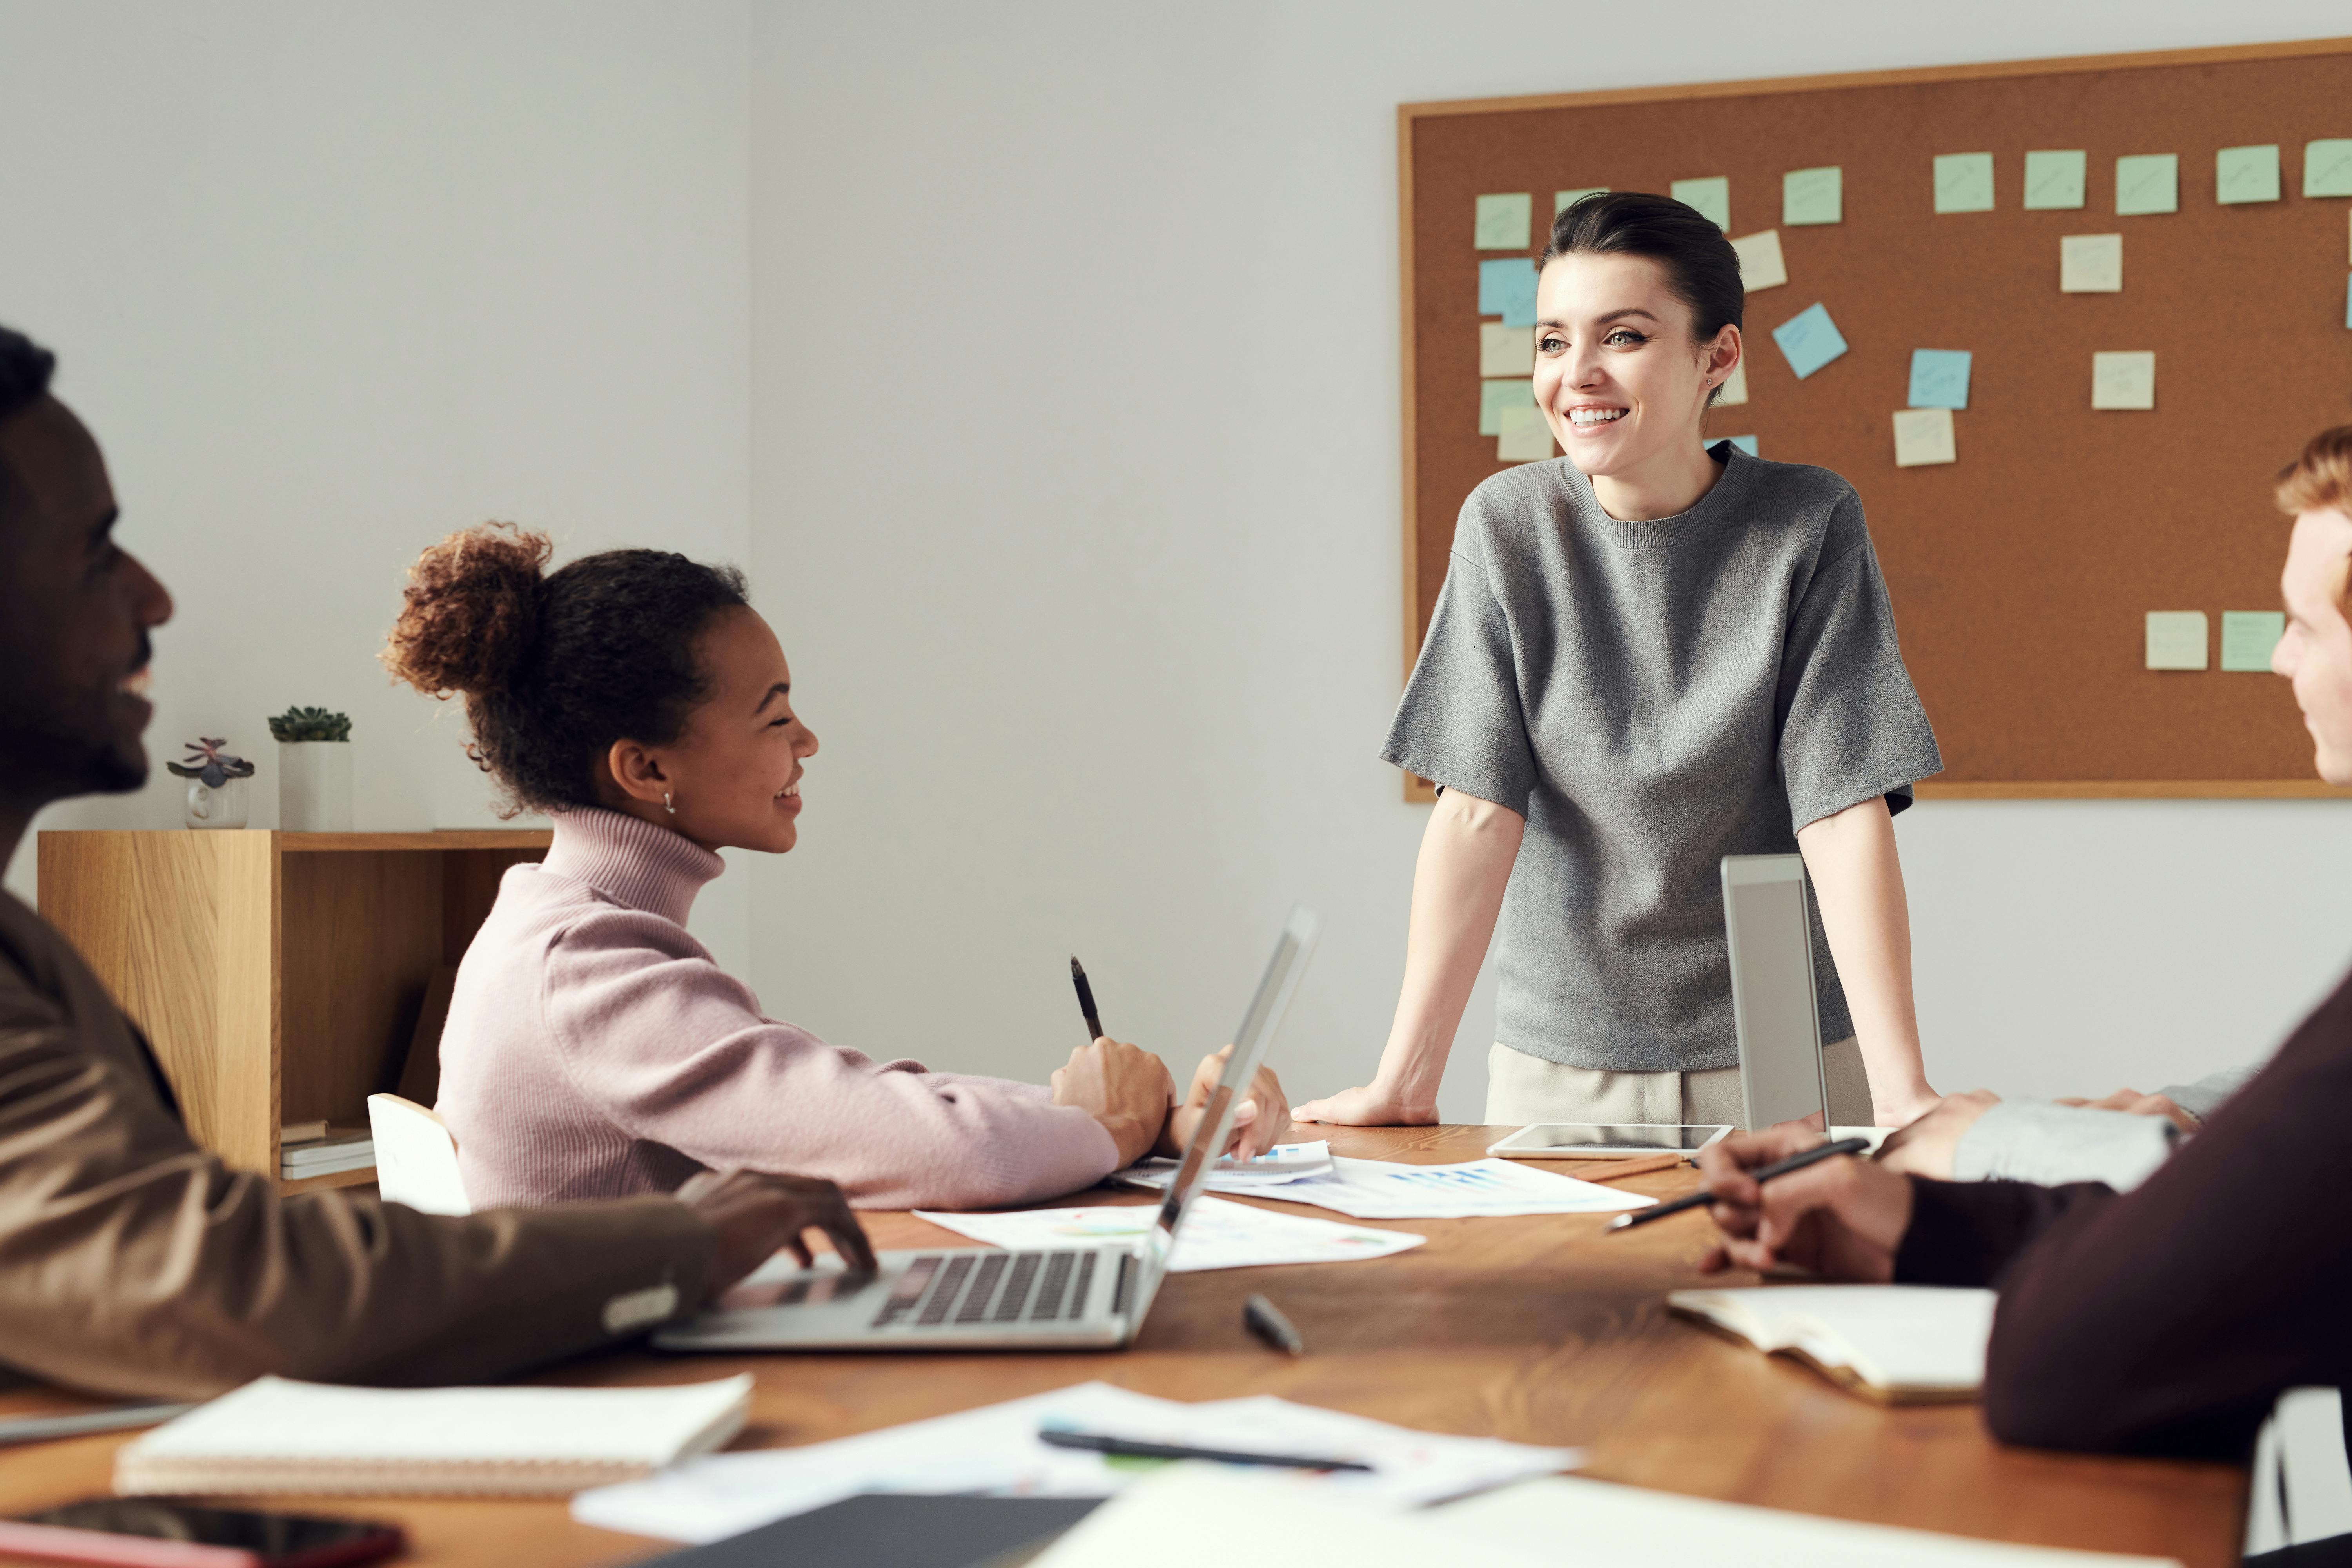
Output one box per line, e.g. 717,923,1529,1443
1906,348,1971,410
1478,323,1533,378
2216,144,2281,205
1478,376,1534,436
1473,192,1532,250
1715,358,1749,407
2145,611,2209,671
572,1383,1584,1545
2114,153,2179,216
2023,149,2087,210
1477,258,1537,327
1772,301,1848,379
1118,1141,1334,1192
1932,152,1994,214
2307,140,2352,199
1892,408,1956,468
1495,405,1554,462
2221,610,2285,671
1721,434,1759,457
1671,175,1730,230
1782,166,1841,226
912,1194,1425,1272
2060,233,2122,293
1555,185,1607,215
1244,1156,1651,1220
1730,229,1787,291
2092,350,2156,410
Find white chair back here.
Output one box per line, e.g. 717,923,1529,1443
366,1093,472,1216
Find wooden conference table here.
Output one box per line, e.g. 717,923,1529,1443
0,1126,2245,1566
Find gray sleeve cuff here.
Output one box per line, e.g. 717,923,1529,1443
2155,1064,2258,1123
1952,1100,2180,1192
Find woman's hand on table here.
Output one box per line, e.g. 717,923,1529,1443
1156,1045,1293,1160
2054,1087,2200,1134
1874,1089,1999,1178
1293,1081,1439,1127
1693,1125,1913,1282
1051,1037,1178,1167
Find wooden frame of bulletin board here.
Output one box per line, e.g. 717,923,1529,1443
1398,38,2352,803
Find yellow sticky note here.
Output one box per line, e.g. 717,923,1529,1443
1729,229,1787,291
1715,359,1749,407
1496,405,1555,462
1933,152,1994,214
1783,167,1842,226
1891,407,1956,467
2092,351,2156,410
1479,324,1534,378
1672,176,1731,230
2215,145,2281,205
2145,611,2209,671
1555,186,1608,215
1475,193,1533,250
2060,234,2123,293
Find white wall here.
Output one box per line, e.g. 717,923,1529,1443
0,0,759,970
746,0,2352,1120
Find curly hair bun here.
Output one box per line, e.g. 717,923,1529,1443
381,522,552,697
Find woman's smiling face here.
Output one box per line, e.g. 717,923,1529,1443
1532,250,1739,485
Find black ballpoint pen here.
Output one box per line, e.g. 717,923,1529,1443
1607,1135,1873,1231
1038,1428,1367,1472
1069,956,1105,1044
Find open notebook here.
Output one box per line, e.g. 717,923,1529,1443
1667,1285,1995,1405
114,1376,751,1497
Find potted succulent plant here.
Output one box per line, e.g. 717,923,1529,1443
166,738,256,829
269,706,353,831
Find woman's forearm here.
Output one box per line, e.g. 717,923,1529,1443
1370,788,1525,1109
1796,796,1938,1126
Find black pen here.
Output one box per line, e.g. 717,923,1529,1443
1243,1292,1305,1356
1607,1136,1872,1232
1038,1428,1368,1472
1069,956,1105,1044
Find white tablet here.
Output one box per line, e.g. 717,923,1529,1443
1486,1123,1733,1159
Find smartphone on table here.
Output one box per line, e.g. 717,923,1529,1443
0,1499,403,1568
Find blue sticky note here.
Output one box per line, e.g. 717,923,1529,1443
1721,434,1759,457
1479,258,1538,327
1907,349,1972,410
1771,303,1849,379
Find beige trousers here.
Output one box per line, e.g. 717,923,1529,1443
1484,1036,1873,1130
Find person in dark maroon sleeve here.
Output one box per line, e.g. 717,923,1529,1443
1688,425,2352,1465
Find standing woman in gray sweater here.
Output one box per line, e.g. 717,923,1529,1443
1299,193,1946,1133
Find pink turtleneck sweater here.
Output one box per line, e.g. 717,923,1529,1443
435,808,1120,1211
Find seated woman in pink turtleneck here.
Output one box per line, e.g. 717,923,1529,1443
383,523,1286,1212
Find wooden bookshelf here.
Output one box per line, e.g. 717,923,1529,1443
36,830,548,1192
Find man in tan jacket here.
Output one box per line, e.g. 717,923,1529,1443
0,324,875,1399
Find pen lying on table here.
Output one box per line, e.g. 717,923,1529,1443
1038,1428,1370,1472
1606,1136,1873,1232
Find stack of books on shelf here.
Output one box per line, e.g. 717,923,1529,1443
280,1121,374,1181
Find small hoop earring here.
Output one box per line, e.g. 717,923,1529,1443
663,791,675,815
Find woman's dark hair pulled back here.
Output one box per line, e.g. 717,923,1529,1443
382,522,750,815
1540,192,1745,405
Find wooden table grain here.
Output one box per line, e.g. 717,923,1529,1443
0,1127,2245,1565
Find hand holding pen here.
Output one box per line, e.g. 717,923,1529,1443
1069,957,1293,1162
1685,1127,1914,1282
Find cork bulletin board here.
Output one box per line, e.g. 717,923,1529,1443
1398,38,2352,802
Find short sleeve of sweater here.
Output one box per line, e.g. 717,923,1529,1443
1775,491,1944,829
1380,542,1539,814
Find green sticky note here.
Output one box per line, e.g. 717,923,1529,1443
1556,186,1609,215
1672,176,1731,230
1933,152,1994,214
2023,150,2087,210
2221,611,2285,671
1783,166,1842,226
2306,141,2352,199
2216,145,2281,205
1479,377,1535,436
2114,154,2179,216
1474,193,1533,250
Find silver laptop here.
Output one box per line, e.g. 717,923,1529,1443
655,906,1321,1352
1720,855,1829,1132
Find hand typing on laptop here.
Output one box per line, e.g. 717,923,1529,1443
675,1169,878,1283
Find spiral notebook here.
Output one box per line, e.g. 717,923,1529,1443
114,1375,752,1497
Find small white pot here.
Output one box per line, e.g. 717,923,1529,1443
184,776,250,829
278,741,353,831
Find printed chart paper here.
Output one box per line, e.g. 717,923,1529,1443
911,1194,1425,1272
1243,1157,1653,1220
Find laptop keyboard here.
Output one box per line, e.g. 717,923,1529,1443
870,1249,1102,1330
